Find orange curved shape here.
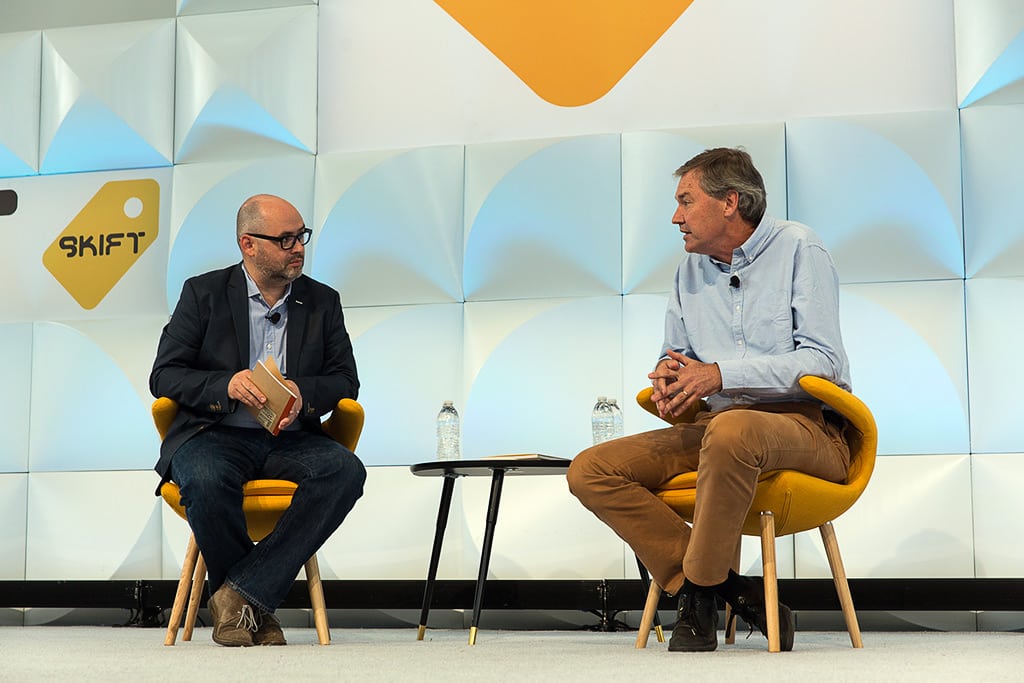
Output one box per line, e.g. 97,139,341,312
435,0,695,107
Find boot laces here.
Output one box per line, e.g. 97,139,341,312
236,604,259,632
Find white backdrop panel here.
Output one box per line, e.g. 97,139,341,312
461,471,626,580
0,324,32,473
319,0,953,152
954,0,1024,107
318,467,453,579
39,20,174,174
463,297,621,460
961,103,1024,278
26,470,162,579
787,111,964,284
965,278,1024,454
0,31,40,176
463,135,621,302
621,293,672,439
174,6,317,162
841,281,969,456
178,0,316,16
621,124,786,295
167,154,314,312
971,453,1024,577
344,303,463,466
312,146,464,307
794,455,975,578
0,475,28,579
29,322,159,472
0,168,171,322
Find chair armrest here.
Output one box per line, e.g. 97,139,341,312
322,398,365,451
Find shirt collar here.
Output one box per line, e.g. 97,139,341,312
240,264,291,309
733,213,776,266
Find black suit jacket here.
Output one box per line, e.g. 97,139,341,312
149,263,359,487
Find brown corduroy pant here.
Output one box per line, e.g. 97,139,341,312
567,401,849,594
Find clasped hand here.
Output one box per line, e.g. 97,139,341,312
228,369,303,430
648,349,722,418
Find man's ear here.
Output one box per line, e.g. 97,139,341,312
722,190,740,217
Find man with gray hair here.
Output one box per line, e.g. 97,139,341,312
568,148,851,652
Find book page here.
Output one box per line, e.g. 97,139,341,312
245,357,297,435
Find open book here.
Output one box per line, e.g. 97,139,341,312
245,356,297,436
479,453,569,461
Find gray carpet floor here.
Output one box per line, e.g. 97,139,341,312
1,627,1021,682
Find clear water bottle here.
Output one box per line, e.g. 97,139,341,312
608,398,624,440
436,400,461,460
592,396,615,445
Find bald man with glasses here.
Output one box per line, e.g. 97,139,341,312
150,194,364,647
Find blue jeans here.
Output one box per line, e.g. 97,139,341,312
170,425,366,613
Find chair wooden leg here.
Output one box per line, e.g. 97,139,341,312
182,551,206,642
819,521,864,648
725,538,742,644
164,534,199,646
759,512,781,653
305,554,330,645
635,578,664,649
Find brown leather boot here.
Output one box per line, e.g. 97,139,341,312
208,585,257,647
253,612,287,646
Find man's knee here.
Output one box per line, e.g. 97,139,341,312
701,410,762,468
566,447,606,505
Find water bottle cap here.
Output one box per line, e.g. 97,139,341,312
443,400,454,407
597,396,607,402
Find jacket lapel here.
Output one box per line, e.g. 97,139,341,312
286,276,307,376
228,264,249,368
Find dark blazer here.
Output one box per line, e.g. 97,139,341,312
149,263,359,488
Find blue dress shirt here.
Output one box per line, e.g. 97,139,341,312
660,214,851,411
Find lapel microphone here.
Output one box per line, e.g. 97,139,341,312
266,311,281,324
730,275,741,288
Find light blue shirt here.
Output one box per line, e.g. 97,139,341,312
660,214,851,411
220,265,292,429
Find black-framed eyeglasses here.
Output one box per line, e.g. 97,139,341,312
245,227,312,250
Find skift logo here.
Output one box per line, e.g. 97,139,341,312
42,179,159,309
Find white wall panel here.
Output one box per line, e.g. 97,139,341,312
972,453,1024,577
621,294,670,439
0,324,32,473
787,111,964,284
320,466,467,580
621,124,786,295
463,297,621,460
344,303,463,467
954,0,1024,107
167,155,314,311
40,20,174,174
794,455,975,578
178,0,315,16
175,7,317,162
841,281,969,455
961,103,1024,278
0,475,28,579
29,322,159,472
312,147,464,307
26,471,162,579
464,136,621,302
461,472,626,579
966,278,1024,454
0,31,40,176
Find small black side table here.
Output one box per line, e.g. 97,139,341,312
410,457,571,645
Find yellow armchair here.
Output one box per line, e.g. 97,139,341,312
155,397,365,646
634,376,876,652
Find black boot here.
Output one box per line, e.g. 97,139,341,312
668,580,719,652
716,570,795,651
